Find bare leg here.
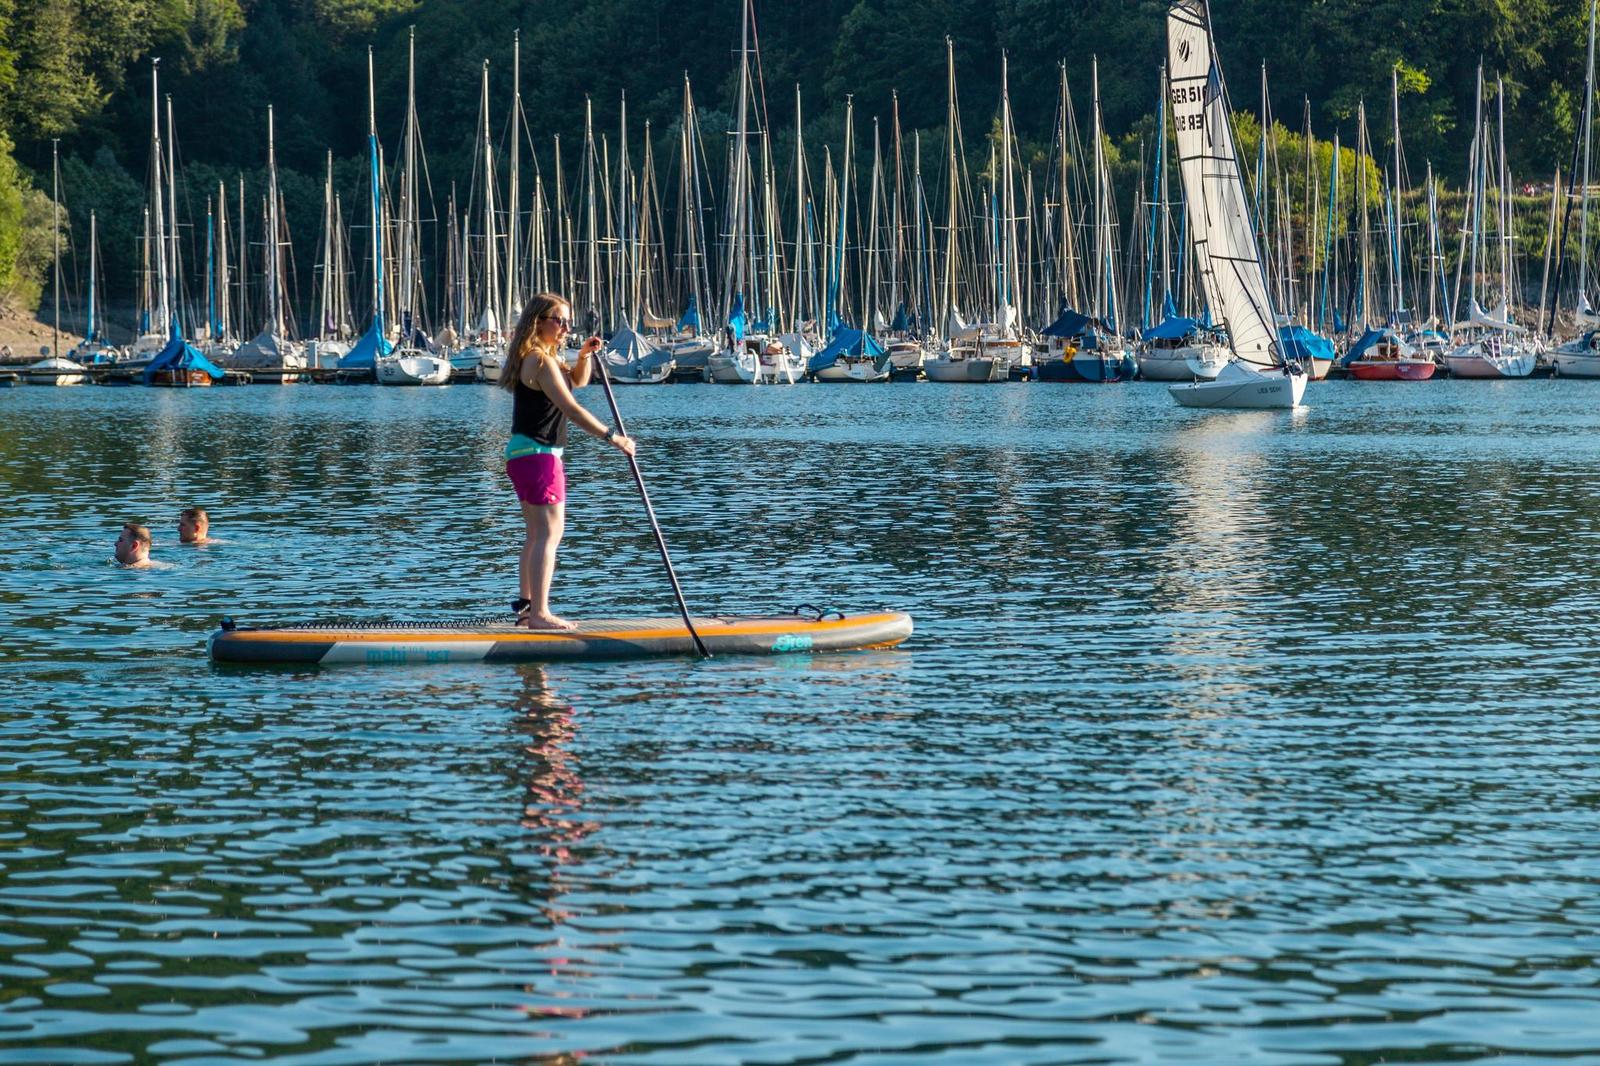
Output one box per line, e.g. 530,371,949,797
519,501,574,629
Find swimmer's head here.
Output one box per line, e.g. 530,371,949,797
178,507,209,544
115,522,151,566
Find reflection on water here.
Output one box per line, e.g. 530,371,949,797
4,380,1600,1062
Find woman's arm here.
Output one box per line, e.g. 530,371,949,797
532,355,634,455
566,335,601,388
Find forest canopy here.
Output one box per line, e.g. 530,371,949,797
0,0,1591,316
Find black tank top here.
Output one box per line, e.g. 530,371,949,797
512,363,569,448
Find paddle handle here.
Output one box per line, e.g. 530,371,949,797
590,352,711,658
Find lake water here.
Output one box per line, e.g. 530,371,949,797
4,378,1600,1064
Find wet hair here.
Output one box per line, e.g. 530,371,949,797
499,293,571,393
181,507,207,524
124,522,151,547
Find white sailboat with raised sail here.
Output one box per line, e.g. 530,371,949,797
1164,0,1306,409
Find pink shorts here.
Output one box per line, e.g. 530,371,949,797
507,452,566,506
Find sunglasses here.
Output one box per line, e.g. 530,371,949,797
541,316,573,330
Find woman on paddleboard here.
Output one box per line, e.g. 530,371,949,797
501,293,635,629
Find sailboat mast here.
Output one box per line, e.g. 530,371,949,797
1390,68,1403,321
507,30,521,321
367,46,384,332
204,196,214,340
792,84,805,331
88,210,98,343
1092,57,1105,323
165,93,179,336
1582,0,1598,316
266,104,282,335
729,0,751,321
51,139,60,358
942,36,958,335
584,98,599,328
480,60,501,335
1497,77,1511,313
320,152,334,338
150,60,169,336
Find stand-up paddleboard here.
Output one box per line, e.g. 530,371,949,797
209,609,913,666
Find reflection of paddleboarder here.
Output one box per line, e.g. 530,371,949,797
499,293,635,630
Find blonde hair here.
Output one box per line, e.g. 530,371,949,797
124,522,151,547
499,293,571,393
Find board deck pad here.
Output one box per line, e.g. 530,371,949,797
209,611,913,665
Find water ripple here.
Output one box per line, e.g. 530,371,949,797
4,380,1600,1062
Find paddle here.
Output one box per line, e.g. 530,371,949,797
588,342,711,659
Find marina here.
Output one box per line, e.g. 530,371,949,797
16,2,1600,407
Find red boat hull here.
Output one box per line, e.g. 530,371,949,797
1348,360,1436,381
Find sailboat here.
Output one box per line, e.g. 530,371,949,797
308,153,355,369
228,106,309,383
925,38,1003,383
375,29,451,386
455,59,506,381
708,0,806,384
1164,0,1306,409
140,62,224,388
1345,86,1435,381
27,141,88,386
68,209,115,366
337,47,396,384
478,32,526,385
1552,0,1600,376
1445,72,1535,379
1039,58,1136,383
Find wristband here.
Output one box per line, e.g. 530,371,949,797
604,426,617,442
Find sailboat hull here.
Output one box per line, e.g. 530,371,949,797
1445,345,1535,378
375,352,452,386
1168,362,1307,409
923,357,998,382
148,369,214,388
1348,359,1437,381
1551,350,1600,377
812,362,888,383
1037,350,1136,383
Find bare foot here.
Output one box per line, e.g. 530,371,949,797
519,611,577,631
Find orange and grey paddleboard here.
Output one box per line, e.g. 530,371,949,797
208,611,914,666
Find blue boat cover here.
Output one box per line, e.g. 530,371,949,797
1278,324,1334,364
1041,302,1094,338
889,303,911,332
676,294,701,333
726,293,747,344
142,330,223,383
1141,315,1200,342
806,326,886,374
1341,326,1396,365
340,322,394,369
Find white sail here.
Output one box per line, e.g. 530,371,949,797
1167,0,1280,367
